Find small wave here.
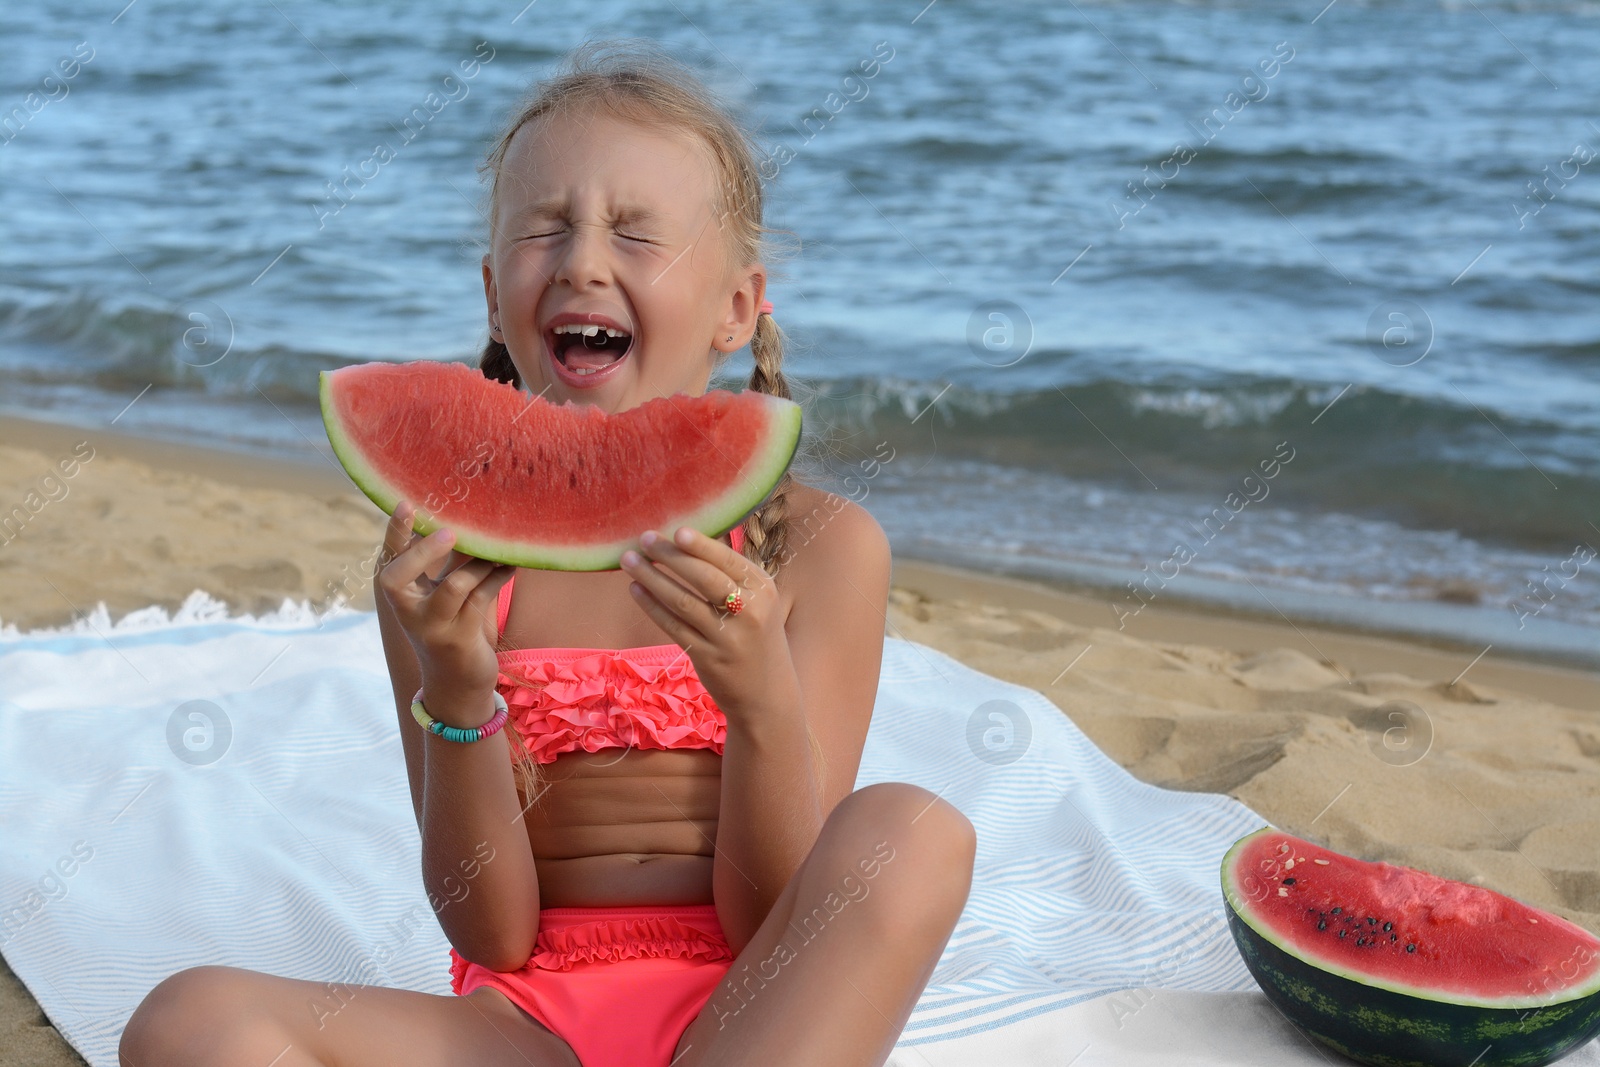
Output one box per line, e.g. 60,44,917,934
808,374,1600,552
1119,142,1443,213
1469,273,1600,307
0,291,450,403
1123,383,1320,429
883,135,1034,164
1094,258,1355,296
1172,144,1395,169
1498,337,1600,365
1170,172,1439,212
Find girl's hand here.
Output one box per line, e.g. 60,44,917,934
377,500,515,712
621,527,790,722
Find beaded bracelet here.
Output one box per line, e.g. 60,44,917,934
410,688,509,743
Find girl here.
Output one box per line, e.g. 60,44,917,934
120,41,975,1067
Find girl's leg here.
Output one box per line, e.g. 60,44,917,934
672,781,977,1067
119,966,579,1067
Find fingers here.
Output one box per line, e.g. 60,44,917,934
431,547,475,584
626,557,708,636
378,498,515,629
623,530,767,645
425,555,509,622
380,524,459,603
627,528,753,605
464,563,517,619
669,527,760,587
381,499,424,564
627,575,706,647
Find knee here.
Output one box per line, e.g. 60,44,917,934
832,782,977,865
826,782,976,925
120,966,261,1065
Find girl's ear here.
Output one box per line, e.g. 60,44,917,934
482,254,503,340
713,265,766,353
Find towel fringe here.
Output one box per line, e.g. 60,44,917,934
0,589,357,640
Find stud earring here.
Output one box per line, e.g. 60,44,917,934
726,334,734,342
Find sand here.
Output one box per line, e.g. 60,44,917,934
2,413,1597,1065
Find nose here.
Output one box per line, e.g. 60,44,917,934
551,222,612,291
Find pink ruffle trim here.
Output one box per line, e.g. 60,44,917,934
448,947,471,996
448,912,733,987
532,912,734,971
495,650,727,765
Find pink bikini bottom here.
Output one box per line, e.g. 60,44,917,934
449,904,736,1067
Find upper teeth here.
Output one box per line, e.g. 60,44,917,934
553,324,628,338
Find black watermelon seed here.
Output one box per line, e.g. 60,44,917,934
1406,944,1416,953
1390,934,1397,941
1283,878,1296,885
1318,921,1327,930
1383,922,1393,931
1367,917,1378,926
1338,930,1347,939
1331,907,1342,914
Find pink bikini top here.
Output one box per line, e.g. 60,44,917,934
492,525,745,765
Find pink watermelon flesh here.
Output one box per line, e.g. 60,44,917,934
319,360,802,570
1224,828,1600,1006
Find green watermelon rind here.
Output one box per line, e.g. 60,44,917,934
320,369,406,535
319,370,804,571
1221,827,1600,1067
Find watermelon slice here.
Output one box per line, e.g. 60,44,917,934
1222,827,1600,1067
319,360,802,570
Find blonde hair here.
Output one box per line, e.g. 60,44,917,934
475,40,826,800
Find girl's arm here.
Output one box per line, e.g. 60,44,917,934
712,499,892,951
374,576,425,827
374,503,542,973
415,684,538,971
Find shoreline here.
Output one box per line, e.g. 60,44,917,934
901,545,1600,675
4,412,1596,711
889,558,1600,714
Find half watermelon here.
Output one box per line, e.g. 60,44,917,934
319,360,802,570
1222,827,1600,1067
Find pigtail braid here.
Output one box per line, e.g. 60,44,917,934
740,312,795,580
480,336,521,387
744,311,827,786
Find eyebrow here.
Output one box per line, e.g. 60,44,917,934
506,197,665,228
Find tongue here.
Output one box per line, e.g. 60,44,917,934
565,348,621,371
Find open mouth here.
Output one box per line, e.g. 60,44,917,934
548,323,634,376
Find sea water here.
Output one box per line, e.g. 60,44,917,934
2,0,1597,664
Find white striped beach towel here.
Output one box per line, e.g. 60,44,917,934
861,636,1262,1047
4,594,1528,1066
